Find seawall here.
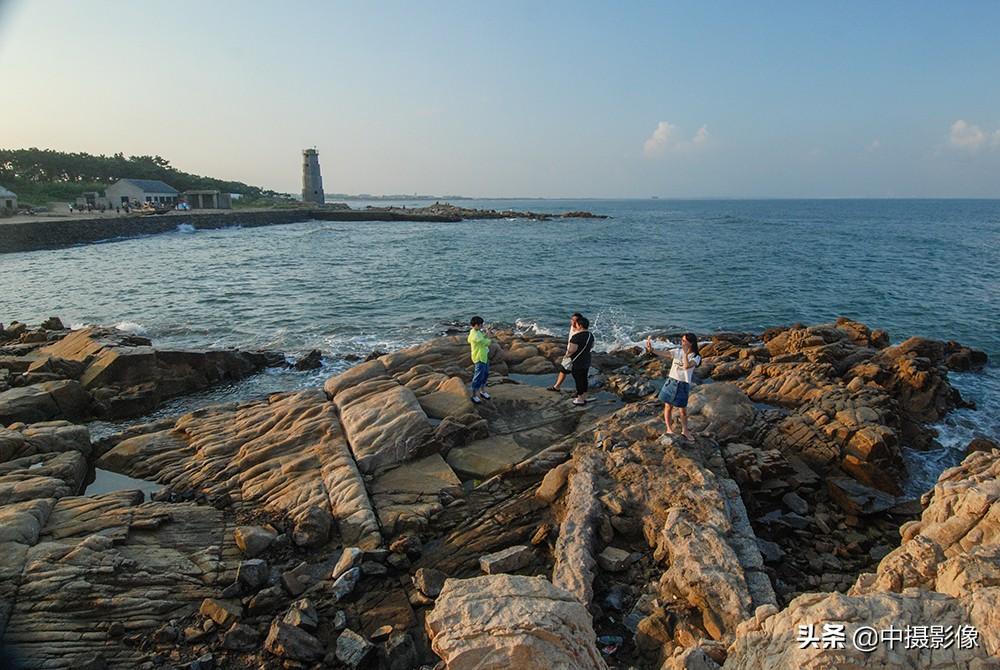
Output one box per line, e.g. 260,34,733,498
0,208,461,254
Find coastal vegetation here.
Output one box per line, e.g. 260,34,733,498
0,148,283,206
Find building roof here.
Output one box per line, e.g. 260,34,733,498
0,186,16,197
117,178,179,194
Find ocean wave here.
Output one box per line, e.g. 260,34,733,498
513,319,557,337
176,223,196,234
904,367,1000,496
114,321,148,335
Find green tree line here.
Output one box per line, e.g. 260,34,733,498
0,148,281,205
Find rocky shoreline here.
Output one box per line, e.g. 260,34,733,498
0,317,997,669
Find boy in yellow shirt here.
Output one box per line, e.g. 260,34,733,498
467,316,492,404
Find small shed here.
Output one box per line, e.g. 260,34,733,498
105,179,179,206
184,190,232,210
0,186,17,214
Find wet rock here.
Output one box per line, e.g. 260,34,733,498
781,491,809,515
755,538,785,564
335,628,374,669
479,545,533,574
826,477,896,516
247,585,286,616
234,525,277,558
967,436,999,454
237,558,268,591
361,560,388,576
40,317,64,331
382,632,418,670
264,620,324,662
386,552,411,571
180,654,214,670
413,567,447,598
293,349,323,370
222,623,259,651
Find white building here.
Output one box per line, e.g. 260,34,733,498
0,186,17,214
105,179,179,206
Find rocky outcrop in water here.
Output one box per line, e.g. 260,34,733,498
0,318,995,669
368,202,609,221
0,320,287,423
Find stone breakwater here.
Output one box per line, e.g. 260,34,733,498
0,210,314,254
0,204,607,254
0,317,996,669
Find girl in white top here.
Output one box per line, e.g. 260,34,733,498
645,332,701,439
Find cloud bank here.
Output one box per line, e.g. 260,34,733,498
948,120,1000,152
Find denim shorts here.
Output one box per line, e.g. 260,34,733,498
658,378,690,407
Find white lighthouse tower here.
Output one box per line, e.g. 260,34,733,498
301,149,324,205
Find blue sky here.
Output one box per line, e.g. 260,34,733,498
1,0,998,197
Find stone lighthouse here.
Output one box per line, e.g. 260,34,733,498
301,149,324,205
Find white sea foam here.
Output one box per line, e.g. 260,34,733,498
513,319,557,337
176,223,196,234
904,367,1000,496
113,321,147,335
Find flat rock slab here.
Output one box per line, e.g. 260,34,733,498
370,454,460,536
446,435,530,480
479,545,533,574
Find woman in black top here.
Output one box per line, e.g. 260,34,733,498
565,316,595,406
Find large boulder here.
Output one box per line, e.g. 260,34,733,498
425,574,608,670
0,380,88,424
685,383,754,442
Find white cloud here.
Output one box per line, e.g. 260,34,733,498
948,119,998,152
643,121,711,157
643,121,677,157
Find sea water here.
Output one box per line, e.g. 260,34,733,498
2,198,998,488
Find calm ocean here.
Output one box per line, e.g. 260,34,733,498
2,198,998,491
